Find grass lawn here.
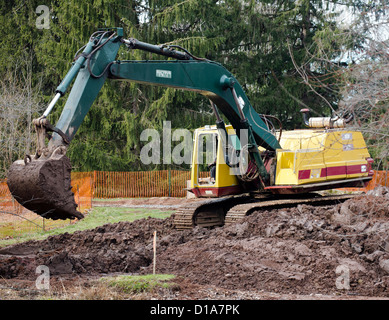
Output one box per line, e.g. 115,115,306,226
0,206,173,248
100,274,177,294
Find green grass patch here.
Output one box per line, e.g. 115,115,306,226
100,274,177,294
0,222,27,238
0,216,72,239
0,206,173,248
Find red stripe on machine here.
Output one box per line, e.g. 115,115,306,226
298,164,364,180
347,164,364,174
298,170,311,180
326,166,346,176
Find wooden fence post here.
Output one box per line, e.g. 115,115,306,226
153,230,157,275
168,169,171,197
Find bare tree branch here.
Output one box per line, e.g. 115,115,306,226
0,53,44,178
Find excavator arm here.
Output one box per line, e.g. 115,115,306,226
7,28,280,220
50,30,280,156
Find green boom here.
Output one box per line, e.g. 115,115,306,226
48,28,281,181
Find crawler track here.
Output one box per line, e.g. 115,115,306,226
174,193,354,229
174,195,251,229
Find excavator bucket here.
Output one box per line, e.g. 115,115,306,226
7,154,84,220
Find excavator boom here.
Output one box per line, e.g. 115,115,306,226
7,28,280,220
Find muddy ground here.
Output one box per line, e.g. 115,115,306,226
1,188,389,300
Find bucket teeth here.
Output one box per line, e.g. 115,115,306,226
7,155,84,220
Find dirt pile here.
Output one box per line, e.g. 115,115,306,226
1,191,389,298
150,193,389,296
0,217,175,278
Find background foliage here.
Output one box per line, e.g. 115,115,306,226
0,0,387,177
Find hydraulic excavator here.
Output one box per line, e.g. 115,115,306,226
7,28,374,227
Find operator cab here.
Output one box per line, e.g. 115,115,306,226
190,125,242,197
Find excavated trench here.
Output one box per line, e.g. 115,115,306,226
1,188,389,297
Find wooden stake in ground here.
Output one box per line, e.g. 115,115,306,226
153,230,157,275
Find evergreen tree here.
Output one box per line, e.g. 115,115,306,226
0,0,368,174
135,0,353,129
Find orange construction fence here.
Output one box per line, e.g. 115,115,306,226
365,171,389,190
71,172,93,212
341,170,389,192
93,170,208,198
0,181,24,215
93,170,389,198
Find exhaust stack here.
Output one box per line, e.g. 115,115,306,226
300,109,353,129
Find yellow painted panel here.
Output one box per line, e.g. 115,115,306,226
275,129,371,185
275,151,298,185
215,144,239,188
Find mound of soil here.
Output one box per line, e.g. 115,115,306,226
0,217,175,278
1,191,389,298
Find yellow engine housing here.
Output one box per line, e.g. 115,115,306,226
275,129,373,186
